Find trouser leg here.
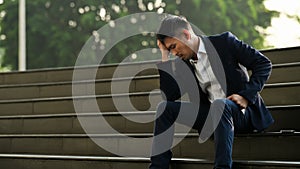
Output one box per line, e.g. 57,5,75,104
213,99,254,169
149,101,206,169
149,101,179,169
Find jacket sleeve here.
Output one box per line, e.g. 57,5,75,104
226,32,272,104
156,60,182,101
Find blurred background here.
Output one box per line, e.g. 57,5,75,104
0,0,299,71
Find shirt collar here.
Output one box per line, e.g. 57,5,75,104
190,37,206,63
198,37,206,56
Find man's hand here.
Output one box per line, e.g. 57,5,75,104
157,40,169,62
227,94,248,109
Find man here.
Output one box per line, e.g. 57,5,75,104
149,15,273,169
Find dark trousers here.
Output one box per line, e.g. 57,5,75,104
149,99,254,169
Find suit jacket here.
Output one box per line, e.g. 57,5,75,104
156,31,274,131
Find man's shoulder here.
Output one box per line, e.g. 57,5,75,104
206,31,235,40
200,31,237,47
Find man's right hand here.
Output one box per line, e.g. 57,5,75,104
157,40,170,62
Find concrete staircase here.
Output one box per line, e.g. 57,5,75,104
0,46,299,169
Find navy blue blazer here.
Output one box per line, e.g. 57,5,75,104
157,31,274,131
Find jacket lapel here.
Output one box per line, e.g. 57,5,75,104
201,36,227,95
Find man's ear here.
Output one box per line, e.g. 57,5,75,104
160,39,167,48
182,29,191,40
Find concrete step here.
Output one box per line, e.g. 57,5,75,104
267,105,300,132
233,160,300,169
0,154,298,169
0,105,298,134
0,82,299,116
0,133,299,161
0,61,158,85
0,154,154,169
0,92,162,116
0,111,156,134
0,62,299,100
0,75,160,100
262,82,300,106
268,62,300,83
0,46,298,86
261,46,300,64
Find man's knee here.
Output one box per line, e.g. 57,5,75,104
212,99,238,117
214,98,238,108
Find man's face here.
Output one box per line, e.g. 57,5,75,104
163,34,195,60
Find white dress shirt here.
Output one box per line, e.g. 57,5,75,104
190,37,226,103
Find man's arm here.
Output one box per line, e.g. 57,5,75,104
157,40,169,62
227,32,272,105
156,40,182,101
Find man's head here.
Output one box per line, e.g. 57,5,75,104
156,15,198,60
156,15,190,43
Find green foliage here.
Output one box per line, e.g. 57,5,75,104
177,0,279,49
0,0,278,70
0,47,11,72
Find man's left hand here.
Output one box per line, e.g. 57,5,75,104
227,94,249,109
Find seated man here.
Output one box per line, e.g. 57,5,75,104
149,15,273,169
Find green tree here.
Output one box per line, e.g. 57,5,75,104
175,0,278,48
0,0,278,70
